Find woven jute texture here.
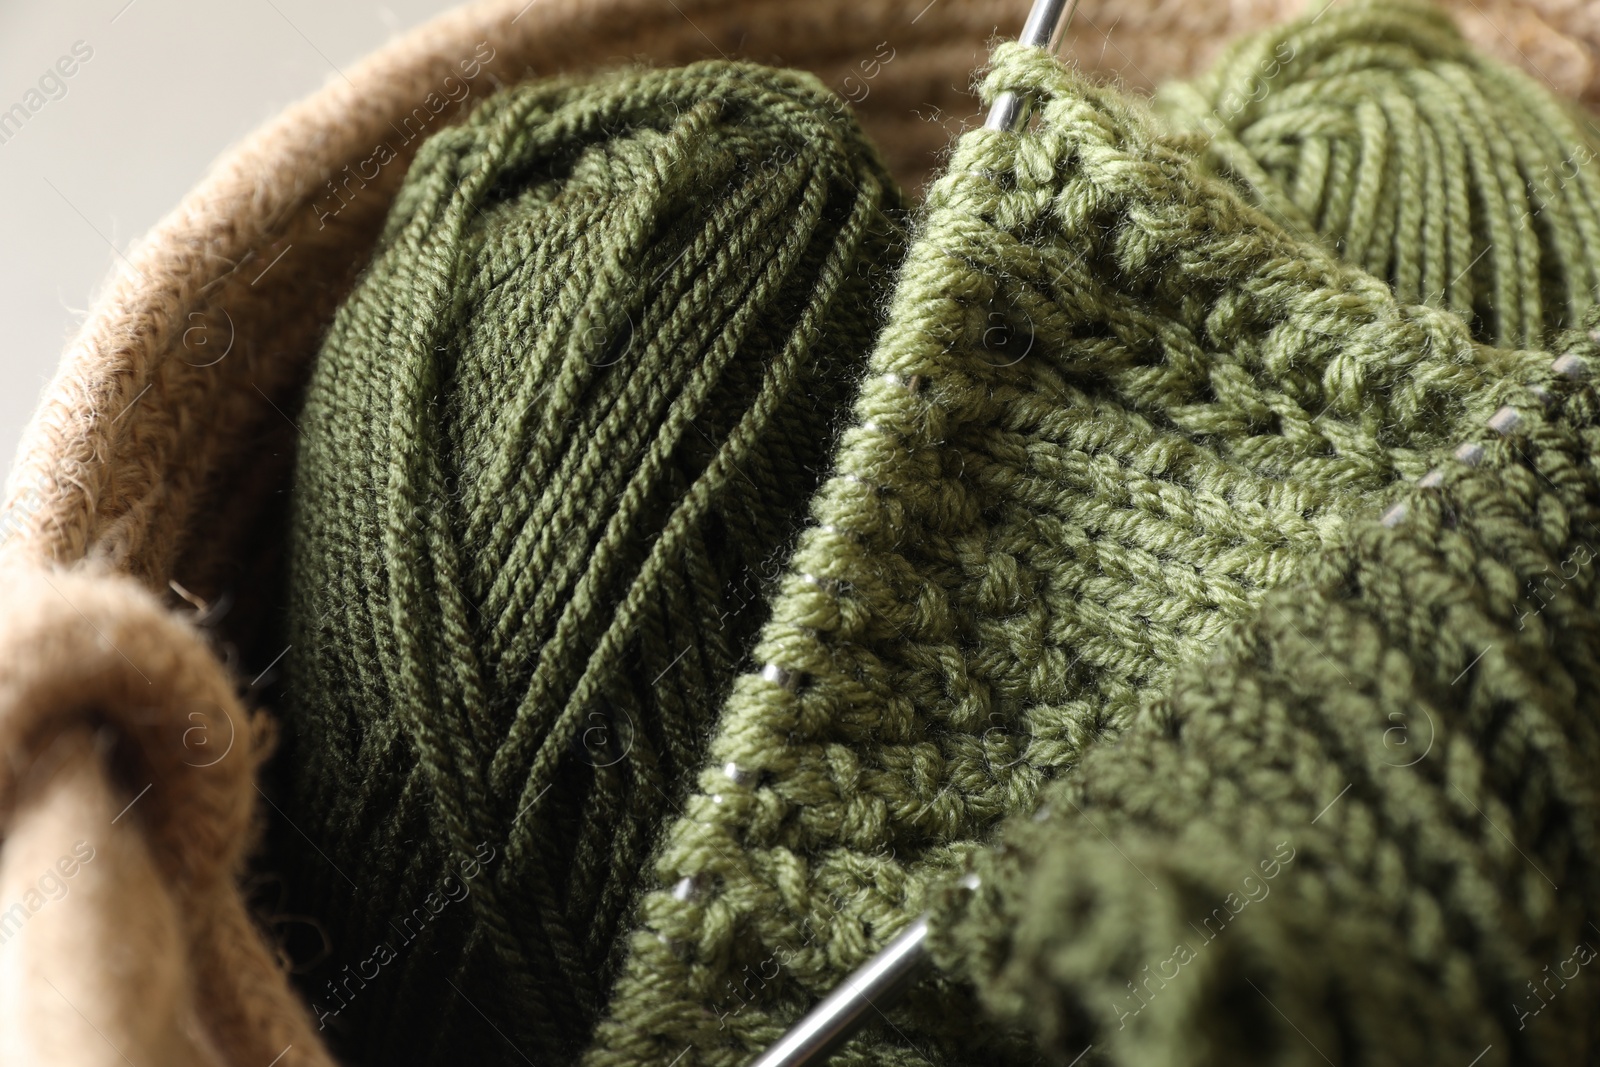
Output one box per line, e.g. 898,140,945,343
0,0,1595,1063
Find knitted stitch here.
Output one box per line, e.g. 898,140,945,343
915,12,1600,1062
928,316,1600,1065
582,8,1595,1067
273,61,904,1065
279,4,1600,1065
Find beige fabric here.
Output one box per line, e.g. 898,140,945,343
0,567,320,1067
0,0,1594,1062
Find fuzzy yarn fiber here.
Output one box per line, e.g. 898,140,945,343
1157,1,1600,349
275,2,1600,1065
273,61,904,1065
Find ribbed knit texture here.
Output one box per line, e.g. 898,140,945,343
922,16,1600,1061
274,61,904,1065
927,315,1600,1065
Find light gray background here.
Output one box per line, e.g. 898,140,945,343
0,0,459,481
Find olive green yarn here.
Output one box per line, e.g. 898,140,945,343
929,314,1600,1067
274,60,904,1065
275,3,1600,1065
1157,1,1600,348
580,10,1599,1067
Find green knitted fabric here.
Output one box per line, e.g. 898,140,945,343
927,315,1600,1065
273,61,904,1065
917,14,1600,1062
1156,2,1600,348
274,3,1600,1065
577,8,1600,1067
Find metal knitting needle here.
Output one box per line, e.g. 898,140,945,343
984,0,1081,131
745,917,932,1067
745,3,1081,1065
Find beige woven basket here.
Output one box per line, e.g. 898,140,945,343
0,0,1593,1062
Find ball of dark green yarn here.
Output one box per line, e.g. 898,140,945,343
271,61,904,1065
1159,0,1600,348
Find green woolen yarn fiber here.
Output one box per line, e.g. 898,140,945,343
273,3,1600,1066
578,5,1600,1067
274,60,904,1065
928,313,1600,1067
1157,0,1600,348
924,11,1600,1067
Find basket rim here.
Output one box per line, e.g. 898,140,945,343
3,0,1595,586
0,0,1023,582
0,1,1595,1064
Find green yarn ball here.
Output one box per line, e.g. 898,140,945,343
1159,0,1600,348
266,4,1600,1066
273,60,903,1065
578,7,1600,1067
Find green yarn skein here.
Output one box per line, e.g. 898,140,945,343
1158,0,1600,348
273,60,903,1066
922,11,1600,1067
578,6,1600,1067
272,4,1600,1066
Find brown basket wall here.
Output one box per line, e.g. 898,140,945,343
0,0,1594,1063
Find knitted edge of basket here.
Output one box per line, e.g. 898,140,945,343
0,1,1593,1065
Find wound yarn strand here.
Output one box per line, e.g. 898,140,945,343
273,4,1600,1066
273,60,904,1066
